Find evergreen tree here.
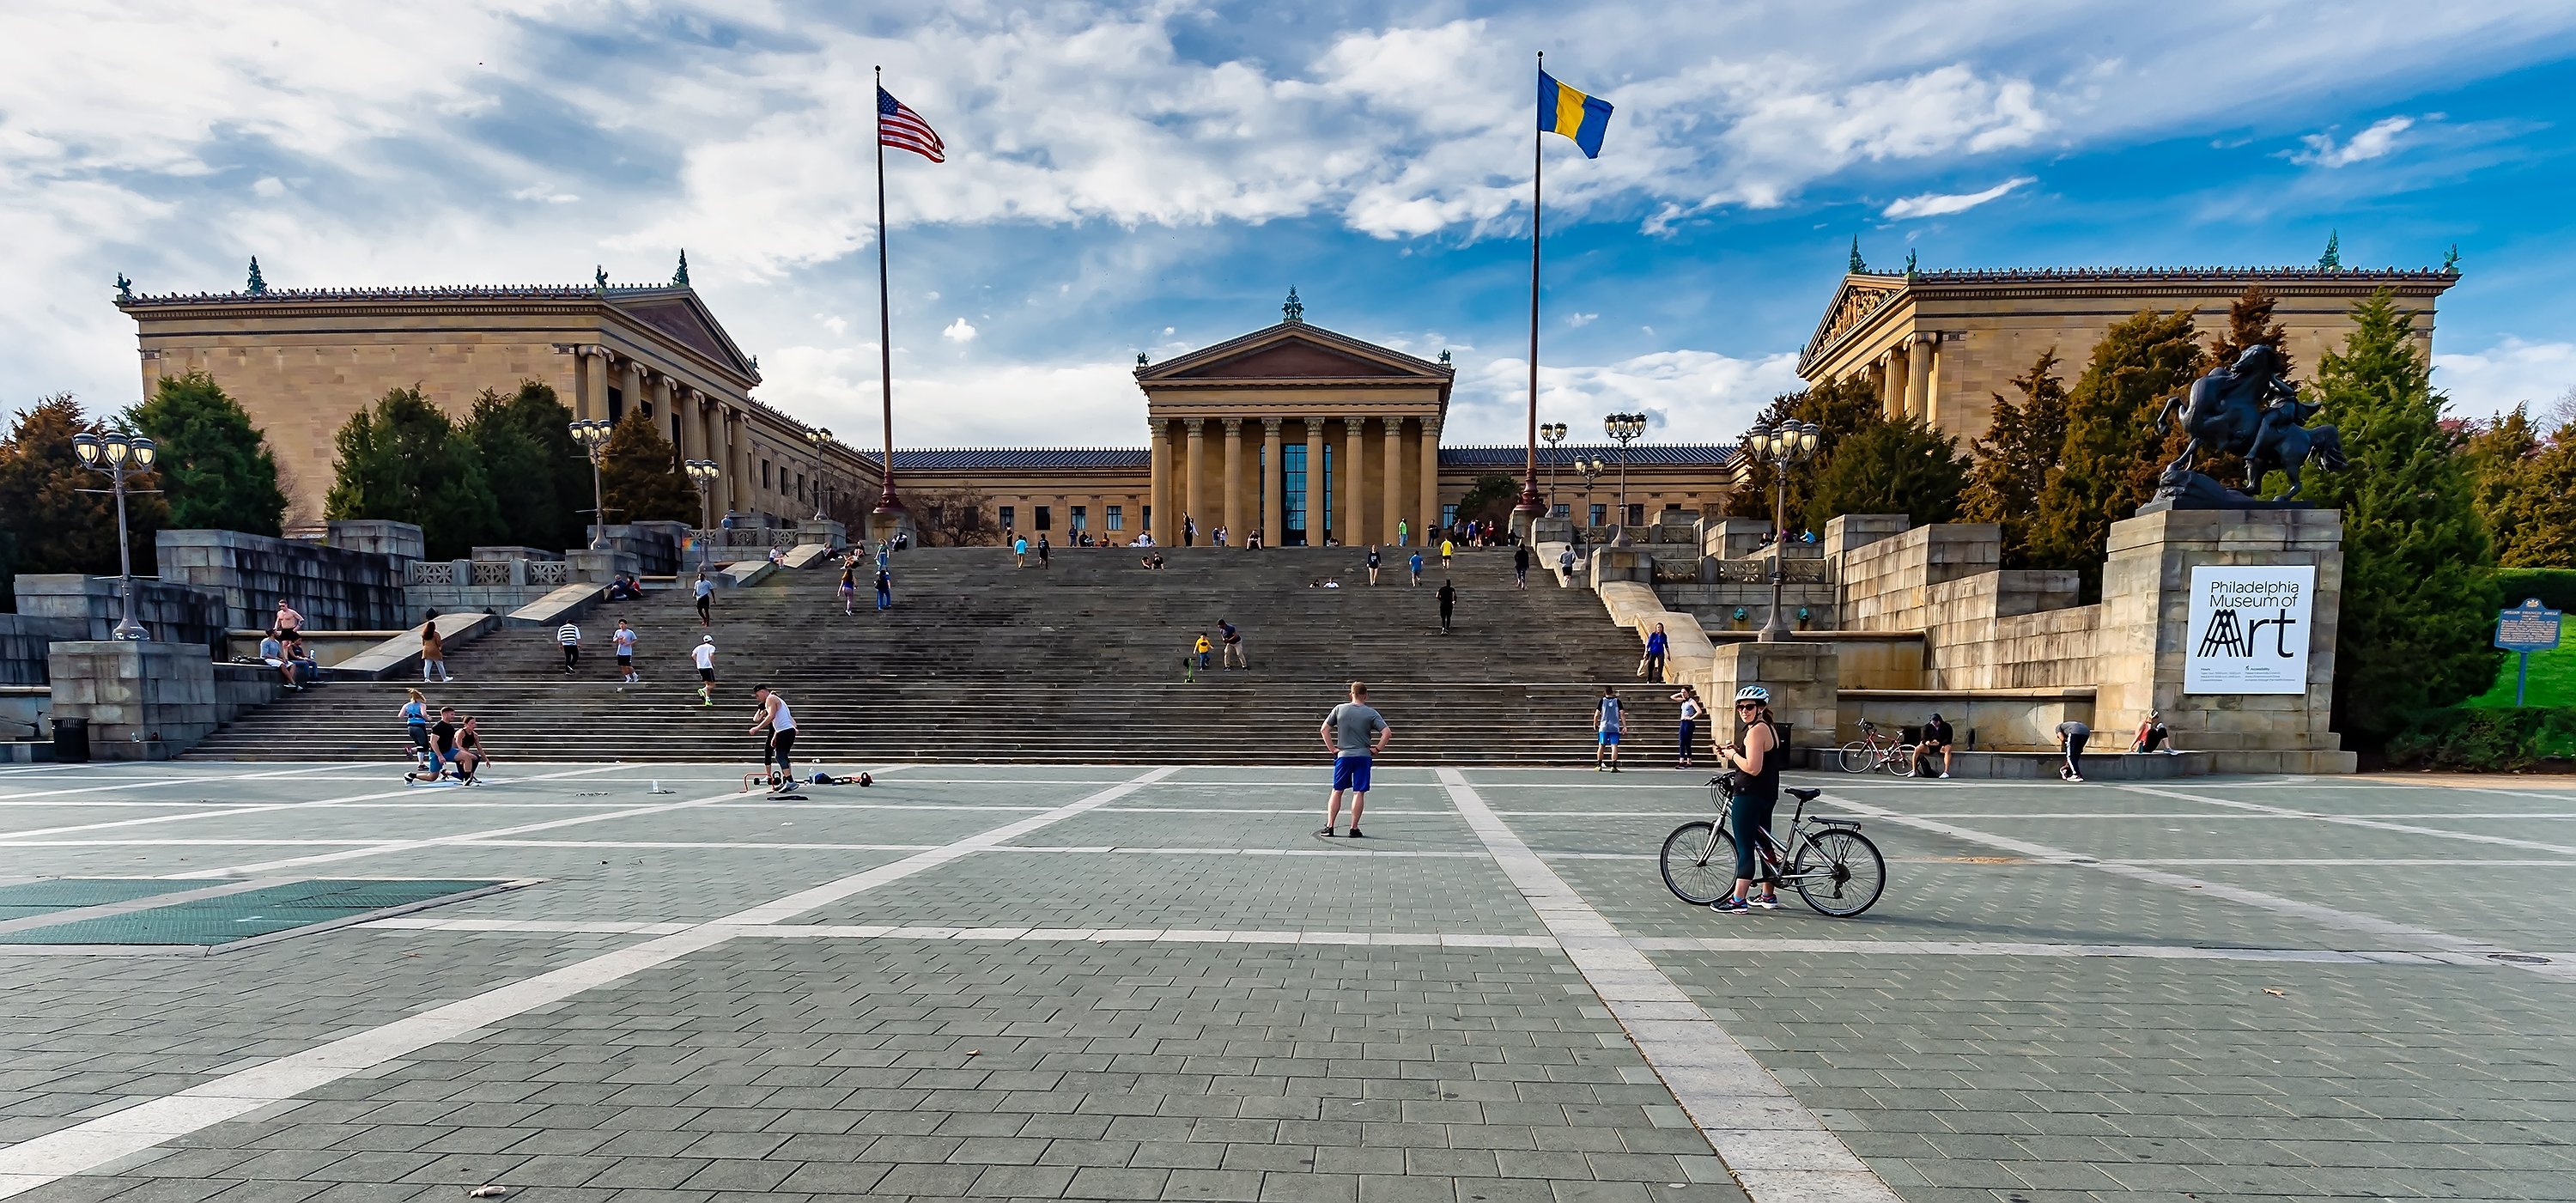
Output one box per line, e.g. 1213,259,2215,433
2305,290,2500,740
2460,406,2538,562
1801,417,1968,529
125,371,287,537
1452,473,1522,528
598,410,702,525
1962,349,2070,567
2499,427,2576,568
0,395,169,576
462,381,588,551
2029,309,2207,595
1723,375,1881,524
324,386,504,560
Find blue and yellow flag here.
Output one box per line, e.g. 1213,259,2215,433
1538,69,1613,158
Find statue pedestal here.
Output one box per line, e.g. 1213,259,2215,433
1707,641,1839,767
2098,508,2353,774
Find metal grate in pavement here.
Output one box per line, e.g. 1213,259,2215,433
0,878,208,921
0,878,519,949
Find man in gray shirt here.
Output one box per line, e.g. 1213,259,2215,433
1319,681,1391,839
2055,720,2091,782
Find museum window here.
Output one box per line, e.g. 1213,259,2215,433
1106,506,1124,532
1142,504,1151,532
606,388,625,425
1070,505,1088,532
999,505,1015,531
1283,443,1307,542
761,459,772,489
1035,505,1052,531
1552,503,1570,519
1589,503,1606,526
1441,504,1458,530
1627,503,1644,527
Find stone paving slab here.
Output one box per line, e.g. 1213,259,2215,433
1014,809,1485,854
2154,861,2576,954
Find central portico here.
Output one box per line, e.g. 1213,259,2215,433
1138,295,1452,546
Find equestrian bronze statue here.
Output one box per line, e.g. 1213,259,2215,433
2148,344,2347,509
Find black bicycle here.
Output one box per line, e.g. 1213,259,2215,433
1659,779,1886,917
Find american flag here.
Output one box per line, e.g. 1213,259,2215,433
878,87,945,163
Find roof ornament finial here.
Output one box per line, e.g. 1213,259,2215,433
2442,243,2461,272
1282,286,1303,324
671,250,690,287
594,264,608,290
1136,351,1149,367
2318,230,2342,270
114,272,131,301
1438,349,1452,366
245,257,266,295
1904,248,1918,278
1848,236,1866,273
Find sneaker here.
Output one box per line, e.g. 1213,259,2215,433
1610,764,1620,773
1346,828,1364,839
1711,896,1749,914
1751,895,1781,910
1938,772,1951,780
1314,827,1336,838
1595,764,1607,772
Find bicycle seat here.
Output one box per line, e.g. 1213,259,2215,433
1786,787,1821,803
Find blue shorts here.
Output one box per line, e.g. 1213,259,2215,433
1332,756,1373,793
1599,730,1621,746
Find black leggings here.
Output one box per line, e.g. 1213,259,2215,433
562,646,579,670
770,729,797,783
1731,793,1777,884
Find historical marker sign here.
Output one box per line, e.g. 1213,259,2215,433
2495,598,2562,652
2183,564,2317,695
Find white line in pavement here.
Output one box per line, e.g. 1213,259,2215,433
1821,794,2576,982
0,763,358,803
2117,783,2576,856
1438,768,1903,1203
1623,936,2524,966
157,765,910,879
0,764,633,841
0,763,1181,1198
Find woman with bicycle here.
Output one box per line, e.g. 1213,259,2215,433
1711,684,1783,913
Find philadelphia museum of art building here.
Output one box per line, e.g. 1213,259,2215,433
117,258,2452,547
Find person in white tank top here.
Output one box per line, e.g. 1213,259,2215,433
749,685,799,790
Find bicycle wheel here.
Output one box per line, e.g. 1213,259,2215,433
1836,741,1873,773
1660,821,1737,905
1888,744,1917,778
1791,829,1886,917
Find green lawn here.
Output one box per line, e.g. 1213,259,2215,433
2470,615,2576,708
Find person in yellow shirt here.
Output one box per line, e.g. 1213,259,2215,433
1193,633,1212,677
1439,538,1455,568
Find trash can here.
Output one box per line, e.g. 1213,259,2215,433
52,716,88,763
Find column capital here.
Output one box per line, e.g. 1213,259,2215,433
1183,417,1205,435
1911,330,1940,347
1344,415,1368,429
1419,415,1441,434
1148,417,1164,440
1221,417,1242,435
1261,417,1283,436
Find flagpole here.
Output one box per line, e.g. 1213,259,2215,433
871,64,904,522
1515,51,1546,526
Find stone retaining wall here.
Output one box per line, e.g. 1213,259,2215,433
13,575,228,656
157,528,410,632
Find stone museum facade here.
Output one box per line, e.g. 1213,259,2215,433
1798,264,2458,445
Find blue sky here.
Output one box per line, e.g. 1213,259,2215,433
6,0,2575,447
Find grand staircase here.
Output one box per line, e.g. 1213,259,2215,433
187,545,1672,765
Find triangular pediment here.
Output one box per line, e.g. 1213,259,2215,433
1800,273,1906,369
1141,322,1451,383
610,289,758,380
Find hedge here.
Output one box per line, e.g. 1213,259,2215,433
2493,568,2576,612
2381,705,2576,771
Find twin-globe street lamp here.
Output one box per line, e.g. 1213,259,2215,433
1740,417,1822,642
1539,423,1568,517
683,459,721,571
1572,454,1607,531
70,430,158,641
1601,412,1648,544
569,419,614,549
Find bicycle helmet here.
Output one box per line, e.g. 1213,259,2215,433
1734,685,1770,704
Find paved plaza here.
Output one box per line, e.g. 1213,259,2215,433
0,759,2569,1202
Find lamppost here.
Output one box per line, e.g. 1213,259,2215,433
1738,417,1821,642
71,429,158,641
684,459,720,572
1540,422,1567,516
1573,454,1606,537
569,419,613,549
802,427,831,521
1601,412,1648,543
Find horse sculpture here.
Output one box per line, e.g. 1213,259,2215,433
2149,343,2343,506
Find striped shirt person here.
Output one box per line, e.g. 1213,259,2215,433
556,623,581,675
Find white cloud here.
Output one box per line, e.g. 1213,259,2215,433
819,314,848,336
2436,337,2576,417
2293,115,2415,167
1455,349,1802,445
252,176,286,197
1882,176,2032,219
760,345,1140,447
1565,312,1598,328
509,184,580,204
941,318,977,343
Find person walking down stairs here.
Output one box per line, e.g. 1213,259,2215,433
556,622,581,676
1037,535,1050,568
614,620,641,688
1366,545,1382,586
1514,544,1530,590
420,621,451,684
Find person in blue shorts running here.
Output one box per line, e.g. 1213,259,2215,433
1318,681,1391,839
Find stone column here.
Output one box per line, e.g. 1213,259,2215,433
1878,349,1904,420
1903,332,1935,421
1260,418,1284,547
1146,418,1170,544
731,410,755,515
698,391,720,472
1183,418,1206,538
670,379,701,463
1341,416,1366,545
1302,419,1325,544
620,358,644,425
1382,416,1406,545
1221,418,1244,540
580,346,610,421
1419,416,1442,543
